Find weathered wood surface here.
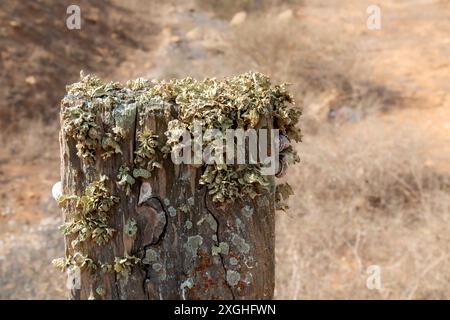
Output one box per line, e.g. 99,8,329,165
60,101,275,300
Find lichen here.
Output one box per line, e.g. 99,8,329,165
100,262,113,274
229,257,239,266
142,248,158,265
211,246,221,256
95,286,106,297
52,252,96,273
185,220,193,230
124,218,138,237
113,253,141,282
116,165,135,196
180,278,194,299
218,242,229,255
168,206,177,217
226,270,241,287
152,263,163,272
184,235,203,257
178,203,190,213
62,71,301,204
180,278,194,290
59,175,118,247
134,129,161,178
241,205,254,218
144,72,301,203
275,182,294,211
197,213,217,231
231,233,250,254
61,73,127,163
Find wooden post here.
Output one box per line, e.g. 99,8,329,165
56,72,299,300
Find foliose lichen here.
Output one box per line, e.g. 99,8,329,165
134,129,161,178
59,175,119,247
124,218,138,237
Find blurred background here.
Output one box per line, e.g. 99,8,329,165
0,0,449,299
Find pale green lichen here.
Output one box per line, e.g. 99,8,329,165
211,246,221,256
61,73,127,162
184,235,203,257
124,218,138,237
229,257,239,266
100,262,113,274
185,220,193,230
168,206,177,217
62,72,301,204
96,286,106,297
132,168,151,179
218,242,229,255
235,218,245,233
178,203,190,213
231,233,250,254
52,252,96,273
241,205,254,218
152,263,163,272
226,270,241,287
142,248,158,265
146,72,301,203
113,253,141,282
116,165,135,196
157,211,166,224
59,175,118,247
197,213,217,231
180,278,194,290
134,129,161,178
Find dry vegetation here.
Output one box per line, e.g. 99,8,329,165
0,0,449,299
276,121,450,299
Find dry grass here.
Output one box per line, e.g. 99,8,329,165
276,120,450,299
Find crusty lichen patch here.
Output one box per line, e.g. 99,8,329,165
184,235,204,257
231,233,250,254
134,129,161,178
